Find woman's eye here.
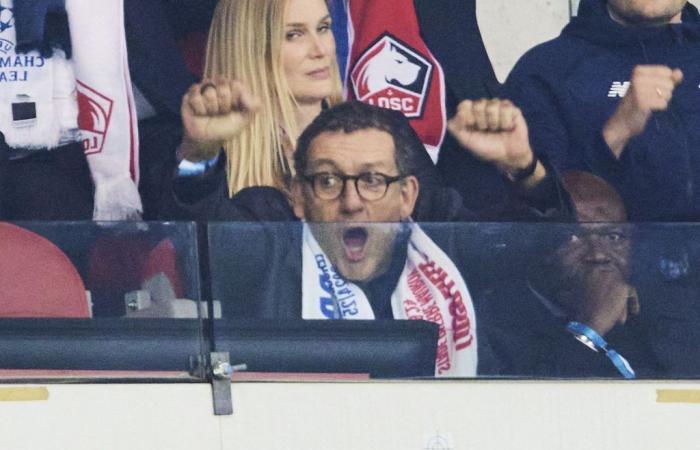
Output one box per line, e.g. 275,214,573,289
318,23,331,33
286,30,303,40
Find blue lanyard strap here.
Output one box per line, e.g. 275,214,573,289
566,321,636,379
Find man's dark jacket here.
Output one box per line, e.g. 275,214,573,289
482,281,662,378
504,0,700,221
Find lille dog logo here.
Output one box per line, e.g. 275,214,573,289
351,33,432,119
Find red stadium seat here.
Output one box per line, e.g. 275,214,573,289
0,222,91,318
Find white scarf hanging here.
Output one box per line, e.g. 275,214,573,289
302,223,478,377
66,0,142,220
0,0,78,149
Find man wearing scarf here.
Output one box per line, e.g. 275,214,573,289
209,100,542,376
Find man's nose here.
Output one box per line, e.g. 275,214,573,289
338,182,365,216
583,236,613,264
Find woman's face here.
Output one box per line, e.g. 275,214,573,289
281,0,336,105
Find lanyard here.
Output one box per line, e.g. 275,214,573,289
566,321,636,379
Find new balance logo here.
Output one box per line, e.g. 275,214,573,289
608,81,630,98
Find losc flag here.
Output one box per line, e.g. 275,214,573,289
337,0,447,163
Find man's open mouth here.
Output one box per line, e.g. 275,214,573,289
342,227,368,262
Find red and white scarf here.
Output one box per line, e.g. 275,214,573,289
66,0,141,220
302,223,478,377
343,0,447,163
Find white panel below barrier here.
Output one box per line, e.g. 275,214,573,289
1,381,699,450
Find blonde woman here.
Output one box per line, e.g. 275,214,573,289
177,0,342,206
171,0,555,222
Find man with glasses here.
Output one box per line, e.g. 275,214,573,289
483,171,663,378
213,101,542,376
289,101,483,376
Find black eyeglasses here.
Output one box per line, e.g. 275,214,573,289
302,172,406,201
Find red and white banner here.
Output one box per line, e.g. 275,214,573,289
344,0,447,163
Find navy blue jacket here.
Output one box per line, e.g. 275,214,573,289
504,0,700,221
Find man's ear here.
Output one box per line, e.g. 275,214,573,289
399,175,419,221
292,178,306,219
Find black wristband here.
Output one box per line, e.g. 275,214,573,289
506,154,538,182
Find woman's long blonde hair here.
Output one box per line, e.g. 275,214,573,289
204,0,343,197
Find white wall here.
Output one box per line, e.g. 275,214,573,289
478,0,570,82
479,0,700,82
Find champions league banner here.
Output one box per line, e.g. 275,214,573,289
332,0,447,163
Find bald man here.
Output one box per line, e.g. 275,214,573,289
481,171,659,378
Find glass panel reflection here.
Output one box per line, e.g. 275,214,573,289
0,221,204,378
209,221,700,379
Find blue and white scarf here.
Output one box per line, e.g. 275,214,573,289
302,222,478,377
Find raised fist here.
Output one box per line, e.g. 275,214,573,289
180,78,261,160
447,99,535,176
603,65,683,157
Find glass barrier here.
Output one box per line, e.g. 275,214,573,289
0,221,205,380
208,221,700,380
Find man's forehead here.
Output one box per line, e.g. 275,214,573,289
575,199,627,223
307,129,397,170
572,223,629,235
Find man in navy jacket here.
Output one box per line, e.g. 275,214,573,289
504,0,700,221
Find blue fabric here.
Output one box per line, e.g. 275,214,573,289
504,0,700,221
329,0,349,82
12,0,71,57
